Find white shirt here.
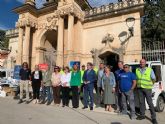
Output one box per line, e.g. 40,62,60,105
34,71,39,79
60,73,71,87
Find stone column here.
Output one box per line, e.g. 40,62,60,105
16,27,24,65
56,17,64,66
23,26,31,64
67,14,74,63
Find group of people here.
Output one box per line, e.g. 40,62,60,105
17,59,158,124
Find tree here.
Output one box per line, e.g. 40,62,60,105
0,30,9,49
142,0,165,43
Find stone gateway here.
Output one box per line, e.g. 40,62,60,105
6,0,144,69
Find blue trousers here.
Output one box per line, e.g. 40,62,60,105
83,83,94,107
41,86,51,103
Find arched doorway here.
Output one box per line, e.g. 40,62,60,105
99,51,119,72
40,29,57,68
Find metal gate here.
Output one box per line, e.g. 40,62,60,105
142,41,165,64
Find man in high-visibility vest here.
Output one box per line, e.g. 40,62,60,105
80,65,86,99
136,59,158,124
93,65,98,94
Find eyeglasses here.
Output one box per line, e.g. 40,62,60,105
124,66,128,68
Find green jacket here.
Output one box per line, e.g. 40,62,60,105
42,70,52,86
70,70,81,86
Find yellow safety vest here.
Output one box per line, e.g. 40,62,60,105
136,67,153,89
94,67,98,74
60,70,64,75
80,70,85,84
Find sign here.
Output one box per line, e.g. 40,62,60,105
69,61,80,69
13,65,21,80
38,63,48,70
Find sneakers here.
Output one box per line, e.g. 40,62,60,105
131,115,136,120
46,102,51,105
36,99,39,104
33,99,37,104
18,99,23,104
152,119,158,124
114,109,120,113
25,101,30,104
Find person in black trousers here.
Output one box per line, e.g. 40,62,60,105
70,64,81,108
31,65,42,104
61,66,71,107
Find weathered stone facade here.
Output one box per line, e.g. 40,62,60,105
6,0,144,69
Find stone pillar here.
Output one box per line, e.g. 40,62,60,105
56,17,64,66
16,27,24,65
23,26,31,64
67,14,74,63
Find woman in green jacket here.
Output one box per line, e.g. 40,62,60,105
70,64,81,108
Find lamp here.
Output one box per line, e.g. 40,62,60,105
126,17,135,36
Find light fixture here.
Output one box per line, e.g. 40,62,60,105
126,17,135,36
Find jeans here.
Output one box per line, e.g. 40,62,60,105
41,86,51,103
83,83,94,107
115,92,122,111
19,80,29,101
137,88,156,120
122,90,136,117
96,87,103,105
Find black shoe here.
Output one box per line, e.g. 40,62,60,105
46,102,51,105
90,107,93,110
62,105,65,107
73,106,79,109
136,116,145,120
40,101,45,104
18,99,23,104
114,109,120,113
25,101,30,104
82,106,88,109
152,119,158,124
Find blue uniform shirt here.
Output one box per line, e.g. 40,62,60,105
119,72,136,92
115,69,125,81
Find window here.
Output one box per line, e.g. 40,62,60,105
129,64,140,74
0,71,6,78
152,65,162,82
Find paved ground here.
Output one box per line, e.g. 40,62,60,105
0,97,164,124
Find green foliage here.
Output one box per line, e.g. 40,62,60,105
142,0,165,42
0,30,9,49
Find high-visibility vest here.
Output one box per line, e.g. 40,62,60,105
80,70,85,84
94,67,98,74
136,67,153,89
60,70,64,74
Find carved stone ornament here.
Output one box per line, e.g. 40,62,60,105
38,16,58,30
55,2,85,21
102,33,114,45
16,18,37,28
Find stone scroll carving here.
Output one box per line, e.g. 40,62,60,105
38,16,58,30
16,18,37,28
55,2,85,21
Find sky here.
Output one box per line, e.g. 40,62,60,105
0,0,117,30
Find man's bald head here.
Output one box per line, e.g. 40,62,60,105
140,59,146,68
